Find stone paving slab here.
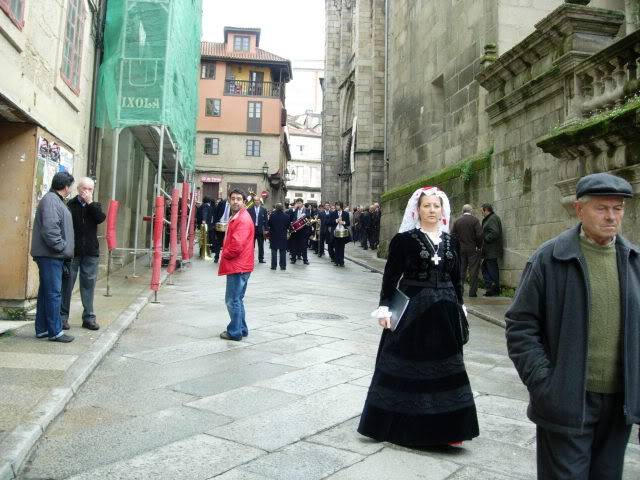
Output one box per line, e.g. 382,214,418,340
169,362,296,397
324,446,461,480
123,338,247,365
240,441,363,480
306,417,385,456
208,383,368,451
65,434,264,480
0,322,34,336
21,406,233,479
251,333,339,355
186,386,301,419
254,362,369,396
0,352,78,371
267,346,351,368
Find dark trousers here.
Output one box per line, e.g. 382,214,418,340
291,231,308,261
327,231,336,260
254,231,264,262
34,257,64,339
271,248,286,269
460,250,481,296
317,231,325,256
334,237,347,266
61,255,99,323
213,231,225,257
368,229,379,249
360,230,369,249
481,257,500,292
536,392,632,480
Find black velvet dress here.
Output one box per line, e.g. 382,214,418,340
358,228,479,446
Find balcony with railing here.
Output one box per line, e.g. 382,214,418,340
224,80,284,99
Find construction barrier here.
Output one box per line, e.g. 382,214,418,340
167,188,180,274
187,190,196,260
105,200,120,251
151,196,165,291
180,182,189,260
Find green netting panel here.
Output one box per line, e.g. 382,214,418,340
95,0,202,170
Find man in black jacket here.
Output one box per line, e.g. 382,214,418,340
248,197,268,263
506,173,640,479
481,203,503,296
289,198,311,264
60,177,106,331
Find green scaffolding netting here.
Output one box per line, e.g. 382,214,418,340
95,0,202,171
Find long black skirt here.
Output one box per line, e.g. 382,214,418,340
358,285,479,446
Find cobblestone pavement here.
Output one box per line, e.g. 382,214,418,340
18,253,640,479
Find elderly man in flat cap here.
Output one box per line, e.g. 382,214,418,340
506,173,639,479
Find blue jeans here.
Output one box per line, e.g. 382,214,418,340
225,272,250,339
482,258,500,292
34,257,64,339
61,255,99,322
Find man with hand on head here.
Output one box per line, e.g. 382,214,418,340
61,177,106,331
506,173,640,479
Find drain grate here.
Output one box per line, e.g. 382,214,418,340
297,312,347,321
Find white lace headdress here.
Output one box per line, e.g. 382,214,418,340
398,186,451,234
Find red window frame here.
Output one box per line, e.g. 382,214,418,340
60,0,86,95
0,0,26,30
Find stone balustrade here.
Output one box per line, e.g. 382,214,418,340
569,29,640,121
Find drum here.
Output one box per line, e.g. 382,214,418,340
333,227,350,238
215,222,227,232
290,216,307,233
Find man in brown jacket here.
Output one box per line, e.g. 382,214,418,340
451,204,483,297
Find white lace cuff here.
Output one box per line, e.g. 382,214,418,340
370,306,391,319
461,304,468,318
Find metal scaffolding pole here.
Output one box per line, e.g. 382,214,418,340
151,125,166,303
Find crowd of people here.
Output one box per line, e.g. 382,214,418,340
195,197,382,270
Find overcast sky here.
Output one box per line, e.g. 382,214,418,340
202,0,326,62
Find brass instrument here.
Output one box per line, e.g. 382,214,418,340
199,223,212,260
244,190,258,209
214,222,227,232
309,217,320,242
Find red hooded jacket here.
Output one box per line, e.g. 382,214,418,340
218,208,255,276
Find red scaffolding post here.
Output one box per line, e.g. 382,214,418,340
180,181,189,261
104,200,120,297
167,188,179,275
187,187,196,261
150,196,165,292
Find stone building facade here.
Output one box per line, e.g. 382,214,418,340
324,0,640,288
0,0,100,310
322,0,385,206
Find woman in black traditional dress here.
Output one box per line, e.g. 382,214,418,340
358,186,479,447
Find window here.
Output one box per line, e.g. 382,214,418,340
298,145,304,152
205,98,221,117
246,140,261,157
247,101,262,133
201,61,216,79
233,35,250,52
0,0,25,29
204,138,219,155
310,193,315,198
294,192,303,198
60,0,86,93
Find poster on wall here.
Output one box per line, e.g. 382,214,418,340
34,137,75,213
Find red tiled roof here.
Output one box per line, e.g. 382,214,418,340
201,42,289,64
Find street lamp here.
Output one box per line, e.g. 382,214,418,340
284,168,291,182
262,161,269,179
289,168,296,181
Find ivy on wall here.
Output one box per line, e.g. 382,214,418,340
380,147,493,204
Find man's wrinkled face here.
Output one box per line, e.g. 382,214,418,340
575,196,625,245
229,193,245,213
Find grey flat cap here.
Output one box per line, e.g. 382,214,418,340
575,173,633,199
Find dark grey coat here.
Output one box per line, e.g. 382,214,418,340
481,212,503,259
505,224,640,434
30,191,74,259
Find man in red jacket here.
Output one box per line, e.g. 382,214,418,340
218,189,255,341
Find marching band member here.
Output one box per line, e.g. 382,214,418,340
288,198,311,265
211,198,230,263
330,201,350,267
